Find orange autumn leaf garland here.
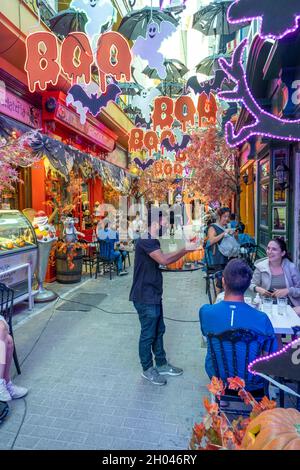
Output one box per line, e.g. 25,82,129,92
190,376,277,451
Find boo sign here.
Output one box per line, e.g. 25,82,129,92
24,31,132,94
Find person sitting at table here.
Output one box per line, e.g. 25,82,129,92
237,222,255,246
250,237,300,315
199,259,277,384
0,316,28,401
97,221,128,276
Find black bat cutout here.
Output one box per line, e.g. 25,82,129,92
133,158,154,170
187,70,228,96
135,115,151,129
68,83,122,116
161,134,191,153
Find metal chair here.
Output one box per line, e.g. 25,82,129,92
206,329,275,415
240,243,259,270
0,283,21,375
81,241,98,278
96,239,119,280
203,244,225,304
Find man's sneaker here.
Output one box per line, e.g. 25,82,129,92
119,271,128,276
156,363,183,376
0,379,11,402
6,381,28,400
141,367,167,386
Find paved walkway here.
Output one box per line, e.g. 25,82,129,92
0,264,209,450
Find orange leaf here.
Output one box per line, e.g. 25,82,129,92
207,376,225,397
193,423,205,441
227,377,245,391
203,397,219,415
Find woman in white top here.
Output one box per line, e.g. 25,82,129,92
250,237,300,315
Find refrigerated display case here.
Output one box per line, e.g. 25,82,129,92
0,210,37,304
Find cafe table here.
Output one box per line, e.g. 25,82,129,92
260,304,300,335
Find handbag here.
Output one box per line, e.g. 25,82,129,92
219,233,240,258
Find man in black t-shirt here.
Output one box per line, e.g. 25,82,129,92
130,207,198,385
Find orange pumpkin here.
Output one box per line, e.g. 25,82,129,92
242,408,300,450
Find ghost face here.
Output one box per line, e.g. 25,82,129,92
89,0,97,7
147,22,158,39
141,90,148,99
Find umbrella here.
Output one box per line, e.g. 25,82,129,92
193,1,249,42
158,81,184,98
48,9,88,38
195,53,231,76
118,7,178,41
118,82,143,96
143,59,188,81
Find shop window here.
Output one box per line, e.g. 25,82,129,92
260,183,269,228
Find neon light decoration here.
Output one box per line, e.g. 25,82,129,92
132,21,177,80
228,0,300,40
218,39,300,148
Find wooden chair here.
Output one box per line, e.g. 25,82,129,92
0,283,21,375
206,329,275,415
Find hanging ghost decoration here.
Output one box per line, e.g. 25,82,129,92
70,0,116,45
132,21,177,80
132,88,161,124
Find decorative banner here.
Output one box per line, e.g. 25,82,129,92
228,0,300,40
25,31,132,95
197,92,217,127
132,21,177,80
187,70,228,96
218,39,300,147
61,32,93,84
66,82,121,124
70,0,116,42
154,160,184,177
152,96,174,130
96,32,132,92
128,128,159,156
25,32,60,93
132,88,161,124
133,157,154,171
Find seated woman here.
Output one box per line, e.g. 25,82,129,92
0,316,28,401
250,237,300,315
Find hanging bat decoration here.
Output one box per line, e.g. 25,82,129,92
161,134,191,154
133,157,154,171
66,83,121,124
186,70,228,96
134,115,151,129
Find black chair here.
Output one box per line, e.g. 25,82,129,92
240,244,259,270
81,241,98,278
0,283,21,375
203,244,225,304
96,239,119,280
206,329,275,415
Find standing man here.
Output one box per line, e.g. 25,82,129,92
129,207,198,385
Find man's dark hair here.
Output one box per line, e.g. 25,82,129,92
223,259,253,295
147,207,162,227
230,213,236,220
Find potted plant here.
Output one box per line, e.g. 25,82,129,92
190,376,300,450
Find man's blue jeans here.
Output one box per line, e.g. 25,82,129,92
111,251,123,272
133,302,167,371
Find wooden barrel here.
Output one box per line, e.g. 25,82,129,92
56,250,83,284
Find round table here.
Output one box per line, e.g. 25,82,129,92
159,263,204,273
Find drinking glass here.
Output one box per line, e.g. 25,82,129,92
277,297,288,316
262,297,273,315
244,296,252,306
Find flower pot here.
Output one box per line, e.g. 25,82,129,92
56,248,83,284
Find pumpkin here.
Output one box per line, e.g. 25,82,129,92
242,408,300,450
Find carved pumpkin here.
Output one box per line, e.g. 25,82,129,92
242,408,300,450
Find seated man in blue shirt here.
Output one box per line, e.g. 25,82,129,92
98,221,128,276
199,259,276,387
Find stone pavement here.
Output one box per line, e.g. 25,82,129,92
0,263,209,450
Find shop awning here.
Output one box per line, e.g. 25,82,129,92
0,115,33,140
